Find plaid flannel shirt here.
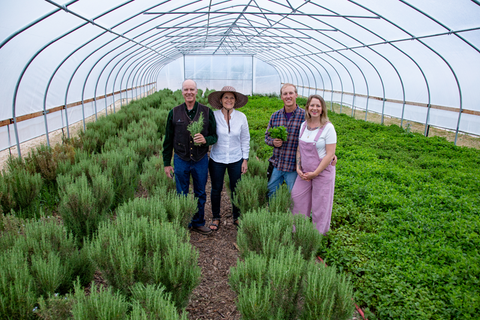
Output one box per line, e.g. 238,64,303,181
265,105,305,172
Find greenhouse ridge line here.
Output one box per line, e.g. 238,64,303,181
145,11,380,18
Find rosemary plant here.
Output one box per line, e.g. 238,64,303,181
187,112,204,146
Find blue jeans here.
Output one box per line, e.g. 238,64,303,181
267,167,297,198
209,158,243,221
174,154,209,227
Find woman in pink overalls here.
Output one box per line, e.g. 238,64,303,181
291,94,337,235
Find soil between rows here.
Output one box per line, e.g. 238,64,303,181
186,177,241,320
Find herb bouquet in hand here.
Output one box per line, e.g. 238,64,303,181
268,125,288,141
187,113,204,146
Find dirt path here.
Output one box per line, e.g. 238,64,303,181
187,179,241,320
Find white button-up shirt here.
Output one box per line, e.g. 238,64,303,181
210,109,250,164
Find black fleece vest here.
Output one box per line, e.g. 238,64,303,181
172,103,210,162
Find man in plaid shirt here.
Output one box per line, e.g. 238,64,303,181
265,83,305,197
265,84,337,198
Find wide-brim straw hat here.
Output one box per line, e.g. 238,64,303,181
208,86,249,109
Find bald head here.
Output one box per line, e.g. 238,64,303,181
182,79,198,108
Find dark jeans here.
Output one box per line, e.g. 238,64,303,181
208,158,243,221
174,154,208,227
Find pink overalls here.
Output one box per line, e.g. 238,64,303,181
291,123,336,235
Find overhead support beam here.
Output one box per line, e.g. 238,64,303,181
145,11,380,19
162,34,313,39
170,40,291,45
155,26,337,31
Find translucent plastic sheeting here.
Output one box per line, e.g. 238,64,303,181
157,56,280,95
0,92,134,151
1,0,480,155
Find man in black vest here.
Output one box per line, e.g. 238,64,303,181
163,79,218,235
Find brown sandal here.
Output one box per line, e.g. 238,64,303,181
210,220,220,231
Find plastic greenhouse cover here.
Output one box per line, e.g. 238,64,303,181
0,0,479,154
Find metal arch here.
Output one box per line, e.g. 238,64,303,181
24,0,163,153
146,62,167,94
285,55,312,98
398,0,471,142
249,11,358,113
80,4,205,120
146,62,165,93
347,3,437,136
117,51,153,103
288,55,321,98
324,2,405,124
0,0,79,50
349,1,428,129
258,1,365,113
43,27,103,140
271,56,298,88
103,45,147,115
264,46,310,96
96,36,166,117
284,17,368,118
400,0,480,55
135,60,160,98
124,51,159,101
262,41,355,114
46,4,169,136
129,53,166,100
45,0,174,129
273,51,344,112
11,4,91,156
295,56,319,98
81,37,132,123
113,48,159,108
133,54,164,98
250,1,406,126
349,1,465,141
301,2,386,121
302,55,335,109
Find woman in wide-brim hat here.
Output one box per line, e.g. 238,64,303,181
207,86,250,231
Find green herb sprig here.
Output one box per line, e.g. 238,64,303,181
187,113,204,146
268,126,288,141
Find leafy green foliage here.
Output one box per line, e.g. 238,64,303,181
321,113,480,319
268,125,288,141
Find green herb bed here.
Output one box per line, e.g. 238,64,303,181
243,95,480,319
1,92,479,319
